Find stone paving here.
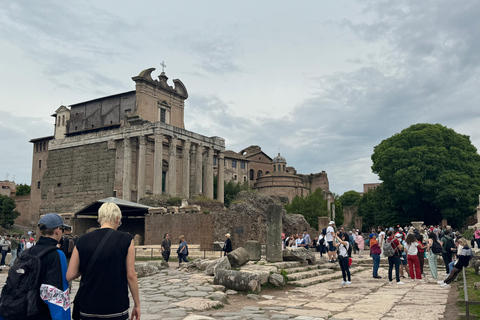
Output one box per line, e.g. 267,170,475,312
0,261,452,320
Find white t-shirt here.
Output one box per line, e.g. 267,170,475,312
26,242,34,249
326,226,335,242
339,242,349,257
379,231,386,245
406,241,418,255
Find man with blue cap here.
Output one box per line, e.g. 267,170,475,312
29,213,71,320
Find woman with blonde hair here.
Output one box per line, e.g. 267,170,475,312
67,202,140,320
177,235,189,267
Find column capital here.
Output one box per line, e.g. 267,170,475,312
138,136,146,146
154,133,163,143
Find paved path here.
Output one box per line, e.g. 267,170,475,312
0,263,452,320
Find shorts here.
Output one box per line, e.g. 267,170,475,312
328,241,336,252
400,255,408,265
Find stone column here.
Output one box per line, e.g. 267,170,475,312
182,140,191,199
266,204,283,262
167,136,177,196
137,136,147,202
195,144,203,196
122,137,131,201
203,147,214,199
217,151,225,203
153,133,163,194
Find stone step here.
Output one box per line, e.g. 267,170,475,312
286,268,335,281
266,261,304,269
283,264,325,274
289,267,367,287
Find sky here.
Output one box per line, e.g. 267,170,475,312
1,1,480,195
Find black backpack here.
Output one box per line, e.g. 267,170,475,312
61,235,77,259
431,240,442,254
0,246,57,319
322,228,327,236
446,237,456,253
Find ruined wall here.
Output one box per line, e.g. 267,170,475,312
341,206,359,229
40,142,116,214
13,195,37,228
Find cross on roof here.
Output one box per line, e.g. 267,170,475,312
160,61,167,72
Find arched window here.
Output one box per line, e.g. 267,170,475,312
257,170,263,179
283,165,285,172
57,116,61,126
249,169,254,180
278,164,281,172
273,165,276,172
62,115,65,126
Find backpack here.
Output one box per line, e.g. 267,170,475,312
321,228,327,236
61,235,77,259
446,237,456,253
0,246,57,319
431,240,442,254
382,238,397,257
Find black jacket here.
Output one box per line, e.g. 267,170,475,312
223,238,232,253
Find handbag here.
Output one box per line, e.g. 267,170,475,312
72,229,114,320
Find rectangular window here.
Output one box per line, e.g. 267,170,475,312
241,161,245,169
37,181,41,189
232,160,237,168
160,108,166,123
213,157,217,165
39,160,41,169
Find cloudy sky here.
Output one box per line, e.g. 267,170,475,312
1,1,480,195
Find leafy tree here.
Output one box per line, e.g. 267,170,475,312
224,180,250,208
15,183,31,196
339,190,362,207
357,184,397,229
285,188,329,229
0,195,20,227
333,199,344,226
371,123,480,227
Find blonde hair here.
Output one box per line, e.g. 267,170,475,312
458,238,468,247
98,202,122,225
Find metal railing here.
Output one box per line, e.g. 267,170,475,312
134,243,224,260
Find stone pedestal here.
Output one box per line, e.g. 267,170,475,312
244,240,261,261
266,205,283,262
411,221,424,231
354,217,363,231
441,219,448,228
318,216,329,232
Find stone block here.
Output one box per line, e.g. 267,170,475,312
214,269,262,293
474,282,480,290
167,206,179,213
133,234,142,246
206,256,231,276
268,273,285,287
148,207,167,214
282,247,315,264
227,247,249,267
266,204,283,262
244,240,261,261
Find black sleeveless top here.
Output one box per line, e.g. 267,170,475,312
75,228,132,319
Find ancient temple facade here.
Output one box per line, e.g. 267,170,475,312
29,68,225,217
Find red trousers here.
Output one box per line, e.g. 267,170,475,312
407,254,422,279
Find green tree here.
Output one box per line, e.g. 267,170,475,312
224,180,250,208
285,188,329,229
333,199,344,226
0,195,20,227
339,190,362,207
357,184,397,229
371,123,480,227
15,183,31,196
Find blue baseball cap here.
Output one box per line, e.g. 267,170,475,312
38,213,71,230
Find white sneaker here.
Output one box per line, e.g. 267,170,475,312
419,279,425,283
411,279,416,282
440,283,451,289
389,281,393,284
437,281,445,285
340,281,346,285
345,281,351,285
397,281,405,285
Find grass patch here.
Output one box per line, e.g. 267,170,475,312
212,304,225,310
457,267,480,316
280,269,289,283
261,282,284,290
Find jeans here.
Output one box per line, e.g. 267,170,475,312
372,254,380,277
162,250,170,262
427,252,438,279
476,238,480,249
448,261,456,274
178,253,188,265
388,256,401,282
9,249,17,266
442,252,452,274
1,250,7,265
407,254,422,279
338,256,351,281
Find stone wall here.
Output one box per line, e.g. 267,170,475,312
342,206,358,229
40,142,116,214
13,195,37,228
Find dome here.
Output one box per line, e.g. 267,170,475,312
273,153,286,163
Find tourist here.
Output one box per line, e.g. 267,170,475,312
475,226,480,249
326,221,337,263
398,233,409,279
334,232,351,285
378,226,386,257
0,236,10,266
370,234,381,279
404,233,423,281
355,231,365,258
386,231,405,285
351,230,358,254
161,233,172,262
17,238,25,258
26,237,35,249
9,235,19,267
426,231,439,280
438,238,473,289
417,234,426,277
67,202,140,320
177,235,189,267
287,234,296,247
440,230,455,274
303,230,311,250
317,233,326,257
222,233,232,256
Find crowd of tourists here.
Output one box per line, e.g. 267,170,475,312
0,234,36,267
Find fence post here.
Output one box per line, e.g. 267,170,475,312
464,268,470,320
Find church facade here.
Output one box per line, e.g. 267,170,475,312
28,68,225,220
